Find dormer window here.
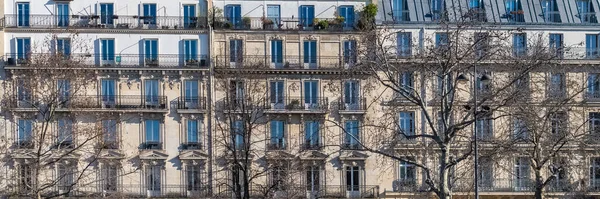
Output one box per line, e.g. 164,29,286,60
431,0,447,21
468,0,487,22
577,0,598,23
541,0,561,23
392,0,410,22
505,0,524,22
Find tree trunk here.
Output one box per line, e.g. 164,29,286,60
534,169,544,199
534,188,543,199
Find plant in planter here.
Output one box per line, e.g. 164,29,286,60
286,99,300,109
223,22,232,29
315,19,329,30
242,17,251,28
357,4,377,30
261,17,274,29
186,59,199,66
329,16,345,29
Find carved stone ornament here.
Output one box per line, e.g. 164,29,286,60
344,35,357,41
270,35,284,41
229,34,244,40
288,82,299,92
305,35,317,41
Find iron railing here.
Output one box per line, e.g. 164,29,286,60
300,141,323,151
585,91,600,101
214,55,359,70
4,53,209,68
1,14,208,30
180,142,203,150
6,95,167,111
176,97,207,110
266,97,328,112
385,47,600,61
211,17,357,31
337,97,367,112
214,184,378,198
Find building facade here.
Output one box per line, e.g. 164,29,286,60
0,0,600,198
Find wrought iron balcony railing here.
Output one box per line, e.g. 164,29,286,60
214,55,360,70
211,17,358,31
214,184,378,198
176,97,207,110
16,95,168,110
337,97,367,112
4,53,209,68
301,141,323,151
139,142,162,150
586,91,600,101
1,14,208,30
180,142,203,150
266,97,328,112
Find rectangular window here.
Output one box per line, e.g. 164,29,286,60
57,164,74,192
100,39,115,64
346,166,360,191
474,33,489,58
590,113,600,136
577,0,597,23
57,119,73,148
435,33,449,49
16,38,31,61
232,120,244,149
344,120,360,149
184,80,199,106
304,121,320,149
513,117,528,141
505,0,525,22
230,39,243,63
101,164,118,191
57,3,69,27
549,33,563,58
100,3,114,25
146,166,161,191
304,80,319,107
338,6,355,28
145,120,160,147
476,72,491,95
186,166,203,191
102,120,118,149
551,112,566,136
344,80,359,107
184,40,198,63
591,158,600,189
541,0,561,22
18,165,33,192
144,39,159,65
399,112,415,138
142,4,157,25
16,79,30,102
399,71,414,95
586,34,599,59
56,38,71,58
397,32,412,57
270,120,285,150
299,5,315,28
183,5,197,29
513,33,527,57
479,157,493,187
17,119,33,147
270,166,287,190
17,2,30,27
267,5,281,29
476,113,493,140
101,79,116,105
57,79,70,103
186,119,202,147
303,40,317,68
397,158,416,187
271,40,283,66
514,157,530,190
549,73,565,98
270,81,284,108
144,79,159,105
431,0,445,21
224,4,242,28
231,80,245,105
392,0,410,22
589,74,600,99
306,166,320,191
343,40,357,67
436,73,453,97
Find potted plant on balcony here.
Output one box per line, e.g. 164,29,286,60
186,59,199,67
286,99,299,109
357,4,377,30
329,16,345,30
242,17,251,29
314,19,329,30
145,58,159,66
261,17,274,29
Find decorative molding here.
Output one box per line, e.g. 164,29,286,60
270,34,284,41
305,34,317,41
228,34,244,40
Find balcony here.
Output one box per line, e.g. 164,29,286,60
337,98,367,114
586,91,600,102
340,143,362,150
211,17,357,32
6,95,168,112
1,14,208,30
176,97,207,113
215,184,378,198
14,140,34,149
180,142,203,150
267,141,286,150
301,142,323,151
214,55,359,71
139,142,162,150
265,97,328,114
4,53,209,68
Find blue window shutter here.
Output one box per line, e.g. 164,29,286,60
145,40,151,59
230,40,236,62
276,41,283,63
309,6,315,25
344,81,351,103
310,41,317,63
183,5,196,28
270,82,276,103
304,81,310,103
303,41,309,63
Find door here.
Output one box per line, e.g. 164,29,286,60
101,39,115,65
144,39,159,65
230,40,243,66
270,81,284,109
346,166,361,197
344,81,359,109
586,34,599,58
17,3,29,27
304,81,318,109
100,3,114,25
57,4,69,27
225,5,242,28
183,5,197,28
57,79,71,103
184,80,199,108
343,40,357,67
306,166,320,197
271,40,283,68
184,40,198,64
16,38,31,61
267,5,280,29
57,38,71,57
101,79,116,105
143,4,157,25
145,80,159,106
299,6,314,29
345,120,359,148
304,121,319,148
303,41,317,68
338,6,355,28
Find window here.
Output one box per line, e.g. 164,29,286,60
16,79,30,102
269,166,287,190
476,72,491,96
346,166,361,191
474,33,489,58
397,32,412,57
57,3,69,27
304,121,320,149
541,0,561,22
271,40,283,67
144,79,159,105
304,80,319,108
577,0,597,23
270,81,284,109
549,34,563,58
230,80,245,106
468,0,486,22
100,3,114,25
436,73,453,98
551,112,567,137
17,2,30,27
591,158,600,189
476,113,493,140
303,40,317,68
183,5,197,29
17,119,33,148
230,39,243,63
145,120,161,149
269,120,285,150
16,38,31,61
56,38,71,58
186,165,203,191
146,166,161,192
513,33,527,57
513,117,528,141
431,0,446,21
338,6,355,28
590,113,600,139
101,79,116,105
186,119,202,148
184,80,199,108
100,39,115,64
142,4,157,25
231,165,245,194
184,40,199,63
435,33,449,49
397,158,416,187
57,79,70,103
549,73,565,98
144,39,159,65
102,120,118,149
398,112,415,139
514,157,530,191
392,0,410,22
505,0,524,22
344,120,360,149
57,164,74,192
232,120,245,149
17,164,33,193
225,5,242,28
101,164,118,191
299,5,315,28
478,157,493,188
57,119,73,148
343,40,357,67
586,34,599,59
306,166,320,191
344,80,359,109
588,74,600,99
267,5,281,29
398,72,414,96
